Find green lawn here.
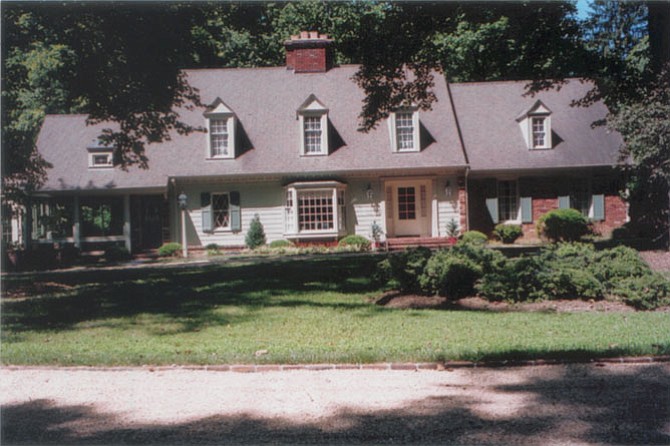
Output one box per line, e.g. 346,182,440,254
2,254,669,366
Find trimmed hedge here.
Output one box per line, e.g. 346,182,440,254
338,235,371,251
537,209,591,242
460,230,488,245
158,242,182,257
493,224,523,244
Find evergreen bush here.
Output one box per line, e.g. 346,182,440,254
492,224,523,244
338,235,371,251
269,239,293,249
537,209,591,242
460,230,488,245
245,214,266,249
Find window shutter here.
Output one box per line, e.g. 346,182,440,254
201,192,213,232
558,195,570,209
520,197,533,223
592,194,605,221
230,191,241,232
486,198,499,224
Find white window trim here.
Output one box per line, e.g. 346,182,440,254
211,191,232,232
205,113,236,159
528,114,552,150
284,181,346,238
88,150,113,168
299,111,329,156
389,109,420,153
498,179,521,224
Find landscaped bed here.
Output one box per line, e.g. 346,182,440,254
2,250,669,366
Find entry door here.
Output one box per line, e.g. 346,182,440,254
141,196,165,249
391,181,431,237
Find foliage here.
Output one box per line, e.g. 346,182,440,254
384,247,432,293
420,249,482,298
445,218,460,238
492,224,523,244
245,214,266,249
158,242,182,257
537,209,591,242
477,243,670,309
205,243,221,256
338,234,371,251
104,245,131,262
269,239,293,249
460,230,488,245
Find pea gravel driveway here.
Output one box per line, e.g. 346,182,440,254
2,363,669,445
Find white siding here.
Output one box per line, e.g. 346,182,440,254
179,181,285,247
349,178,385,241
437,176,460,236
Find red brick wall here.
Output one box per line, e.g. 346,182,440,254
468,175,628,242
458,179,467,232
287,47,330,73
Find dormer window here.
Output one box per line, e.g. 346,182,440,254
517,100,552,150
531,117,547,148
389,109,420,152
87,138,114,169
297,94,329,156
205,98,236,159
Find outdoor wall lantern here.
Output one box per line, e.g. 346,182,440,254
366,183,375,201
178,192,188,258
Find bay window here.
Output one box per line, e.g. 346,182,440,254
284,181,346,237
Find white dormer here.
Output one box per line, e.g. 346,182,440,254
87,138,114,169
204,98,237,159
297,94,329,156
389,107,420,152
516,100,552,150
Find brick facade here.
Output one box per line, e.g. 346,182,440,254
284,32,334,73
468,174,628,242
457,177,467,232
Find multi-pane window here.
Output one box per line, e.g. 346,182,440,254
571,180,591,217
398,187,416,220
89,151,113,168
532,117,546,148
210,118,229,157
298,191,334,231
212,193,230,229
395,112,415,151
498,180,519,221
303,116,323,154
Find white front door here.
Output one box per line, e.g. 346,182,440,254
387,180,432,237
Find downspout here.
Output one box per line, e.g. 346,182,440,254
445,78,470,233
465,166,470,232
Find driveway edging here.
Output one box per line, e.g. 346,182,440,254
3,355,669,373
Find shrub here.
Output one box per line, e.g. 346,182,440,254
269,239,293,249
385,247,433,293
245,214,266,249
460,230,488,245
205,243,222,256
537,209,591,242
370,222,384,244
493,224,523,244
611,273,670,310
338,235,371,251
420,250,481,298
158,242,182,257
445,219,460,238
104,245,131,262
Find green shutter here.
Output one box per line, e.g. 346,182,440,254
558,195,570,209
520,197,533,223
201,192,213,233
230,191,241,232
592,194,605,221
486,198,499,224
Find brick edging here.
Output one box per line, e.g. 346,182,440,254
3,356,669,373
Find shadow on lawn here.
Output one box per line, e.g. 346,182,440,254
1,256,383,335
2,364,668,445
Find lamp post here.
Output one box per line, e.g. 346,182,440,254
178,192,188,258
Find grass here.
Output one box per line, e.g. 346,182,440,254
2,254,669,366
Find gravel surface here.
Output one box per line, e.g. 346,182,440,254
2,363,669,444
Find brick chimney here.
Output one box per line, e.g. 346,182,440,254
284,31,335,73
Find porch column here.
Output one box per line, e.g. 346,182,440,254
73,196,81,249
432,179,439,237
23,197,32,249
123,194,131,252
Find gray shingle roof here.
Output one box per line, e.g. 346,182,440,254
449,79,623,173
37,65,467,192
